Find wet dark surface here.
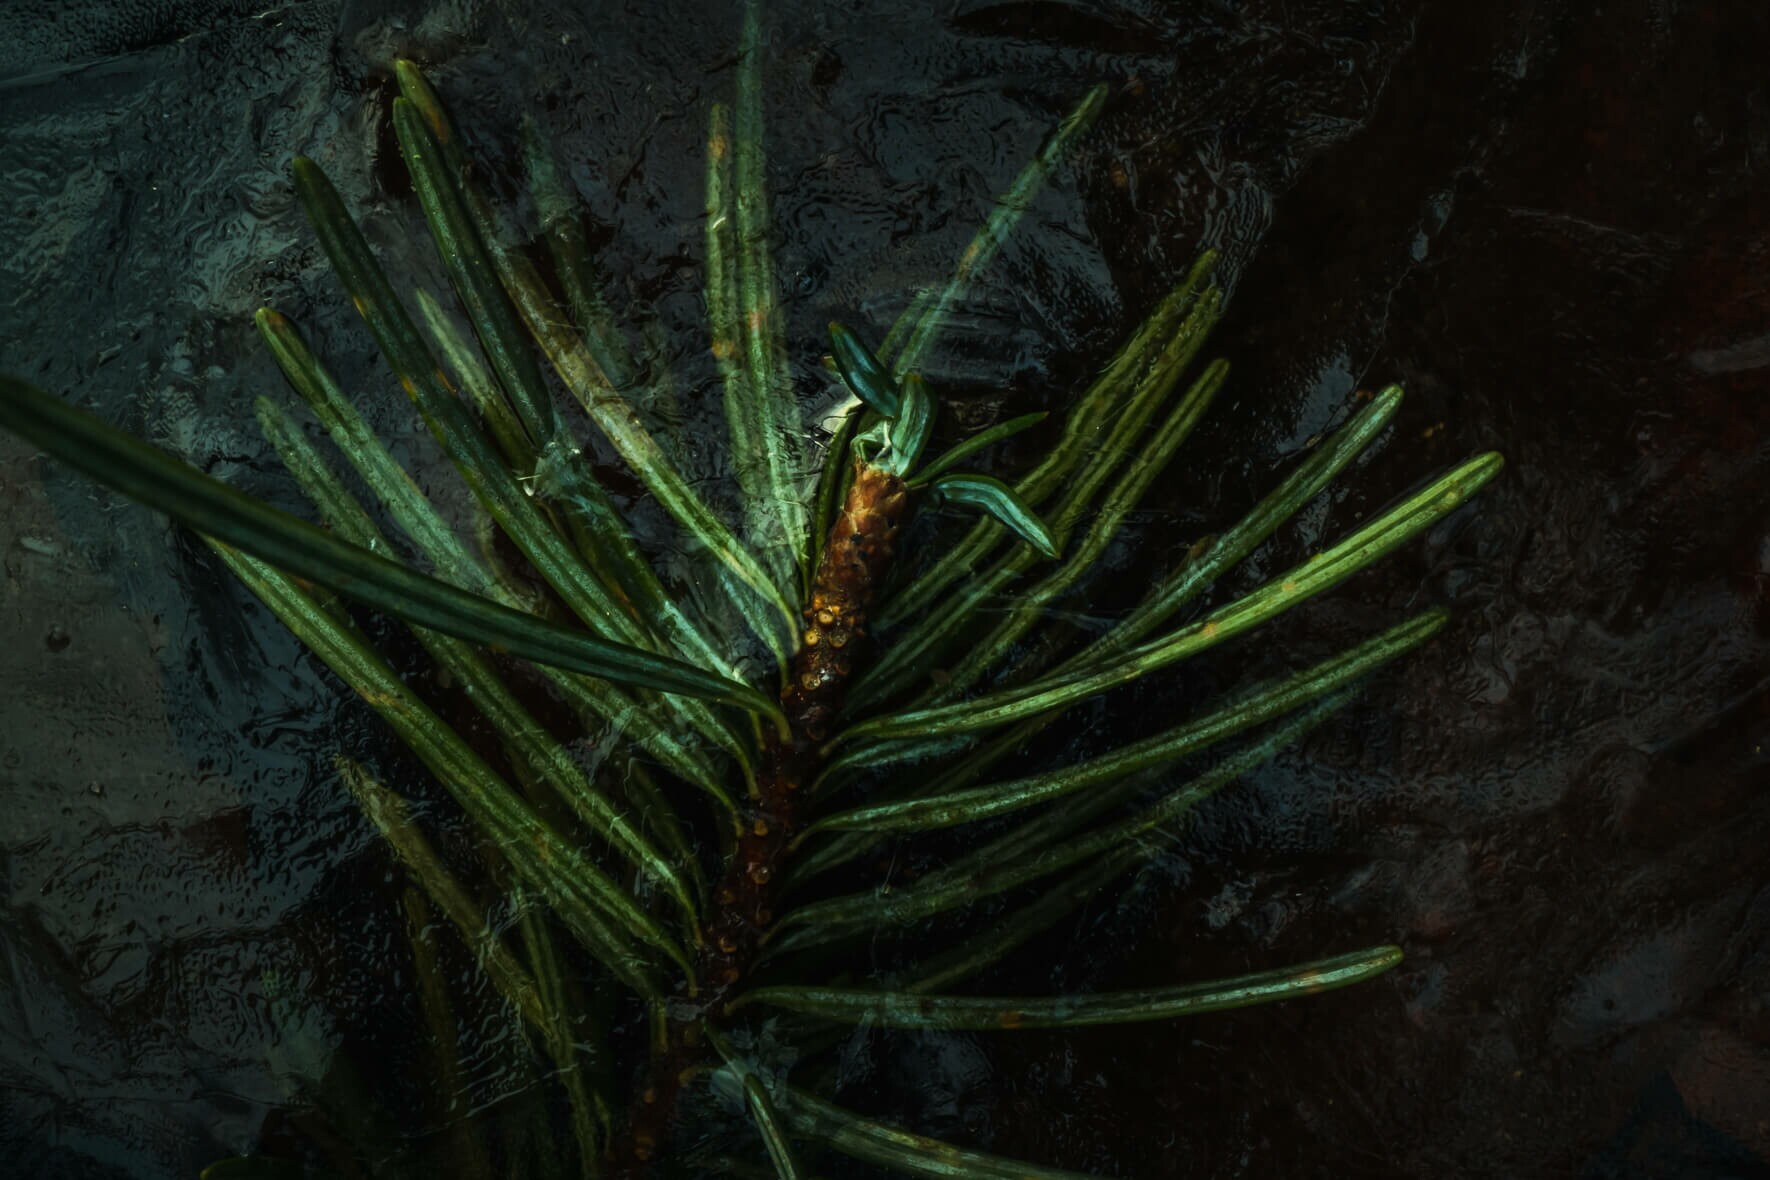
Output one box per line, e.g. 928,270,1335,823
3,0,1770,1177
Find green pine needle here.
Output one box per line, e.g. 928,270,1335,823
737,945,1404,1029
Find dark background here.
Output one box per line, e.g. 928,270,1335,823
3,1,1769,1177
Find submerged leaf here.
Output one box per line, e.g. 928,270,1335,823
291,154,655,657
891,853,1135,994
707,103,771,553
707,1029,806,1180
733,1,811,575
199,1160,307,1180
392,61,799,648
396,107,739,696
743,1076,806,1180
511,883,610,1176
336,760,549,1032
414,289,531,469
928,473,1059,558
401,887,496,1180
518,113,639,394
782,1086,1099,1180
257,397,707,921
255,309,733,798
884,82,1110,380
208,543,675,997
293,150,750,781
340,761,604,1169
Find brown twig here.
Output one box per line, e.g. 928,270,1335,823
608,459,910,1174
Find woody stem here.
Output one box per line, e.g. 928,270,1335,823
607,459,910,1174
